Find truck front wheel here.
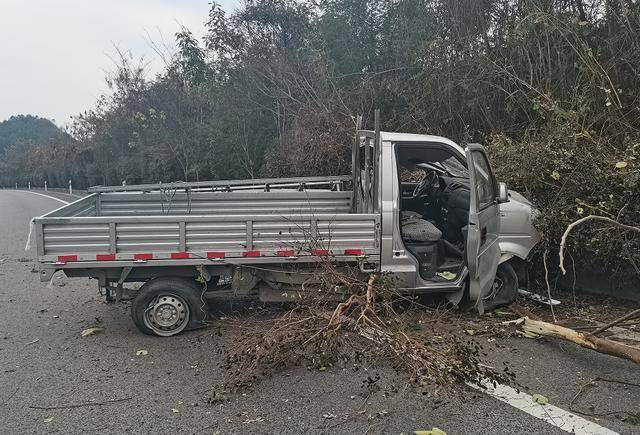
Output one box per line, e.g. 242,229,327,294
458,262,519,312
131,277,208,337
482,262,518,311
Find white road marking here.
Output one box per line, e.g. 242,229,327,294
10,190,69,205
470,381,618,434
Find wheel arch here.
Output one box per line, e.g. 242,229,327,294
499,252,529,290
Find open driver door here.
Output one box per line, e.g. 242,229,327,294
465,144,501,314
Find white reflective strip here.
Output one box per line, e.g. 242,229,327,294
469,381,618,434
24,218,35,251
15,190,69,205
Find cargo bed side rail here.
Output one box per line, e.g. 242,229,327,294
87,175,352,194
35,213,381,269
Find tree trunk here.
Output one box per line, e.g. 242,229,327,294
523,317,640,364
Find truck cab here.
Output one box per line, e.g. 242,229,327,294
356,129,539,313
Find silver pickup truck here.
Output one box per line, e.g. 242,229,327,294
34,122,540,336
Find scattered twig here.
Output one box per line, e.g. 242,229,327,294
29,397,132,410
569,376,640,416
220,266,514,392
542,250,557,322
568,251,577,307
590,308,640,336
364,422,383,434
1,388,18,406
593,376,640,388
510,304,539,320
25,338,39,346
569,379,619,416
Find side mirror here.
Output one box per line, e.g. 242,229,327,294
497,182,509,204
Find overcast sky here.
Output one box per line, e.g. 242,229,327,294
0,0,239,127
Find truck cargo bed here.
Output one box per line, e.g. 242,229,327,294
34,184,380,273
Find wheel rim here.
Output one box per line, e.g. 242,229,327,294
143,293,190,336
484,276,504,301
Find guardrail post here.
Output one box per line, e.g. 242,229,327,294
44,181,48,192
28,181,31,190
69,179,73,195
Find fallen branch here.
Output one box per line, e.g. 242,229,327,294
559,215,640,275
29,397,132,410
569,376,640,416
221,270,514,390
591,308,640,336
542,249,557,322
510,303,540,320
522,317,640,364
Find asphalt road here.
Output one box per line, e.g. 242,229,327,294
0,190,638,434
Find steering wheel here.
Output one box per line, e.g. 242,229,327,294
412,170,439,198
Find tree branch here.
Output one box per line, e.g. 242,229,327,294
559,214,640,275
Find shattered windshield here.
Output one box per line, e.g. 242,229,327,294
439,156,469,178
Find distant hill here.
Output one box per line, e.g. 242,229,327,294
0,115,65,154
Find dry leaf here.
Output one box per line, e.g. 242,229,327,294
43,416,54,423
516,329,540,339
436,271,455,280
415,429,447,435
80,327,103,337
532,394,549,405
136,350,148,356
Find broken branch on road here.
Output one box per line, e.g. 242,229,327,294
521,317,640,364
569,377,640,417
590,308,640,336
220,268,515,393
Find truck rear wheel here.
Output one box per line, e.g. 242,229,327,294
131,277,208,337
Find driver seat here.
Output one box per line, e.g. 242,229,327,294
400,211,444,279
400,211,442,242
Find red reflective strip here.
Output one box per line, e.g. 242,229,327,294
57,255,77,263
311,249,328,256
96,254,116,261
171,252,190,259
277,250,295,257
243,250,261,257
207,251,225,259
134,253,153,261
344,249,362,256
